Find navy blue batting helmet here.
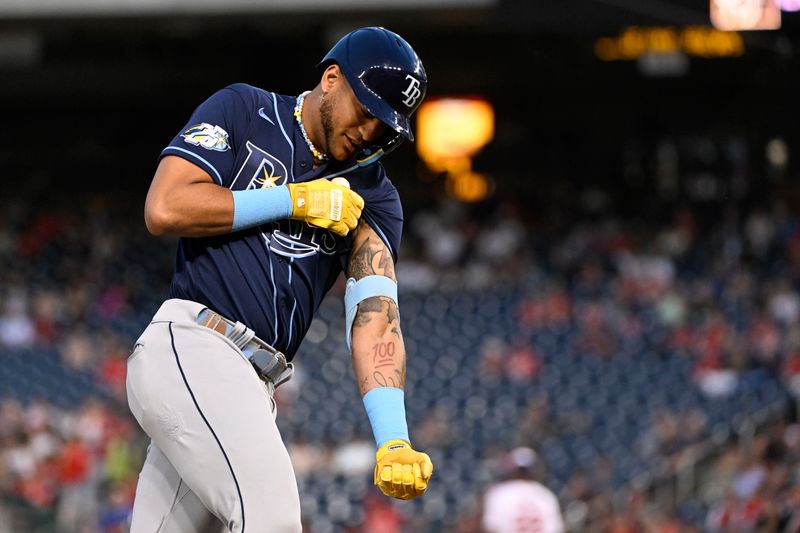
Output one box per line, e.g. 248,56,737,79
319,27,427,142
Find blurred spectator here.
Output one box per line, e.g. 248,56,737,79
54,437,96,531
0,291,35,348
768,279,800,326
32,290,63,343
504,339,542,384
615,249,675,303
749,311,782,373
481,447,564,533
472,202,526,265
95,334,130,402
560,470,595,506
61,329,96,370
409,199,469,268
515,284,572,331
654,289,687,328
691,310,740,398
572,301,618,360
637,409,682,463
359,490,404,533
288,435,329,477
514,395,559,446
693,357,738,398
330,435,374,478
744,207,776,261
478,336,507,381
414,406,454,450
395,245,438,292
97,481,134,533
700,440,741,505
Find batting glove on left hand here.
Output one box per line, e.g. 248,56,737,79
374,439,433,500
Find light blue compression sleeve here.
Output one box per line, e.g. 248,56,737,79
363,386,410,446
344,275,398,351
231,187,292,232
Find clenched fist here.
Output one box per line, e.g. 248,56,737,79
374,439,433,500
286,178,364,237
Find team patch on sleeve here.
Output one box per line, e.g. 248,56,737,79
181,123,231,152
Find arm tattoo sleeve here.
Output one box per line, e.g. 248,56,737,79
349,229,406,390
350,237,396,279
350,235,400,328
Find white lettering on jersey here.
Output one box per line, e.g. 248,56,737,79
263,224,338,258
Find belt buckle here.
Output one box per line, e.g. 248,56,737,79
249,345,288,384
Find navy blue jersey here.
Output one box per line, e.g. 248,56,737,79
160,83,403,359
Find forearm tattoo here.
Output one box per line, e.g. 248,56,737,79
372,369,404,388
350,234,406,391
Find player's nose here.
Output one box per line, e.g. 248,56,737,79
359,118,386,145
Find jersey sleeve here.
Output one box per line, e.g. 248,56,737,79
352,165,404,262
160,84,253,187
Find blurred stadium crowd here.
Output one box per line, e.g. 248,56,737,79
1,168,800,532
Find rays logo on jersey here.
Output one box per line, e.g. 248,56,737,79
231,141,337,258
181,123,230,152
230,141,288,190
255,164,281,188
264,224,338,258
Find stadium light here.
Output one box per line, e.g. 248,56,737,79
416,97,494,172
416,97,495,203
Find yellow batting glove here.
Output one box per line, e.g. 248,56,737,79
286,178,364,237
374,439,433,500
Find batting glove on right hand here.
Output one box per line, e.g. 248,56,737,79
286,178,364,237
374,439,433,500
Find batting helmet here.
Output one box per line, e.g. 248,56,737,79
319,27,427,143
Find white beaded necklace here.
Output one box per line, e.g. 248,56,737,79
294,91,328,162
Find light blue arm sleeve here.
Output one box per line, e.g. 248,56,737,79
344,275,398,351
363,387,409,446
231,187,292,232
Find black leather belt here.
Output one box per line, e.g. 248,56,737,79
196,309,292,387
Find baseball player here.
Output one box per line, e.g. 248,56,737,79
481,447,565,533
125,27,432,532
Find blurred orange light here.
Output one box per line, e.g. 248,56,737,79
446,171,492,203
417,97,494,172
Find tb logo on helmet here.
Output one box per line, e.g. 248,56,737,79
401,75,422,108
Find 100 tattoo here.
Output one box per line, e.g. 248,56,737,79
373,342,396,364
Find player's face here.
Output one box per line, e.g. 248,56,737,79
320,74,387,161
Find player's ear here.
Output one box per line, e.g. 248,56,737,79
320,64,343,92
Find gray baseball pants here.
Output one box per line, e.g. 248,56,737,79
126,299,301,533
